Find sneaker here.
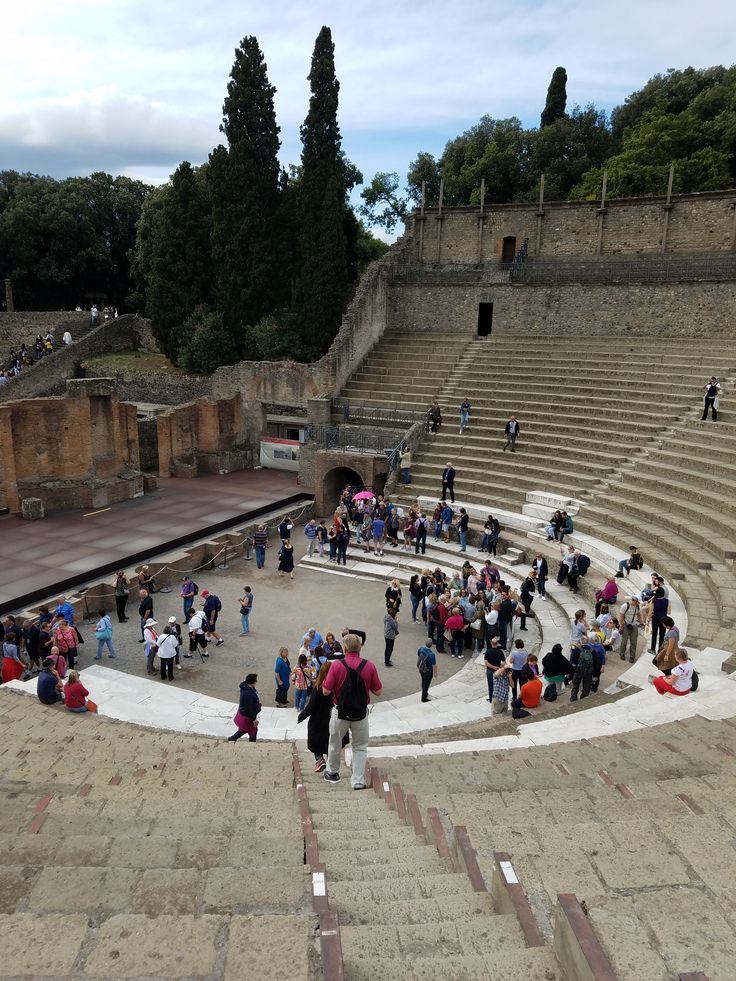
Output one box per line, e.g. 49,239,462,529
202,651,209,657
184,654,192,658
94,655,102,660
352,783,367,791
216,639,224,647
314,758,327,773
176,663,182,670
324,771,341,784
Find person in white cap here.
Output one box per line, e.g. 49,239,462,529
167,616,183,669
143,618,158,675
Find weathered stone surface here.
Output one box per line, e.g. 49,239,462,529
224,914,314,981
27,866,137,914
0,912,88,976
83,913,223,977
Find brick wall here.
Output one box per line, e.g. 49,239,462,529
411,191,736,262
0,378,142,513
389,281,736,336
156,394,260,477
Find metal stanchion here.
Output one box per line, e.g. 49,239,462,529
217,545,230,570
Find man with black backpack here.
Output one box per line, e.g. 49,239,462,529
201,590,224,647
322,633,382,789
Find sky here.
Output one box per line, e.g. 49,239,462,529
2,0,734,200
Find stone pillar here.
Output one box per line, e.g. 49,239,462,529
307,398,333,426
21,497,45,520
435,179,444,263
596,170,608,255
730,203,736,252
477,178,485,263
660,162,675,253
535,174,545,256
3,278,13,313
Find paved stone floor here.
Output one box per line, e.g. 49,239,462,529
0,469,302,612
72,537,471,708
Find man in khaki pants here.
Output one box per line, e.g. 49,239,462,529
322,634,382,790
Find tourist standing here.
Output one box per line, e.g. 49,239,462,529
533,553,548,599
304,519,319,557
297,663,334,771
114,571,129,622
274,647,291,706
143,618,158,674
441,463,456,503
383,609,399,666
458,508,469,552
239,586,253,635
619,596,644,662
400,446,412,484
322,633,383,789
181,576,196,619
93,609,116,660
291,653,314,712
187,608,209,658
201,591,224,646
702,376,720,421
278,516,294,543
138,589,153,642
278,541,295,578
157,627,178,681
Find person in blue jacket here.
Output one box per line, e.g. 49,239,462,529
274,647,291,706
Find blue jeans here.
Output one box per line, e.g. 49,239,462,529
255,546,265,568
459,529,467,551
68,705,89,713
401,468,411,484
183,596,193,618
460,410,469,432
96,637,116,658
240,613,250,634
411,595,420,620
294,688,308,712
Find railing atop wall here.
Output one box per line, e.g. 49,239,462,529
394,251,736,286
303,424,404,474
331,399,426,428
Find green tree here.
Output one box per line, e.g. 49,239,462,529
407,152,442,206
528,105,613,200
177,307,239,373
210,35,281,342
359,172,408,233
541,67,568,128
298,25,349,359
140,161,212,359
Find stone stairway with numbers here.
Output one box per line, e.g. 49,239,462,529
298,749,567,981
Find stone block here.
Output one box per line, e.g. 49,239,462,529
20,496,45,520
142,473,158,492
0,866,41,913
83,913,223,977
0,913,88,976
132,868,203,915
203,867,309,914
225,915,313,981
28,866,137,913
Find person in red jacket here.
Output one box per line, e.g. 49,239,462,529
64,671,90,713
444,609,466,658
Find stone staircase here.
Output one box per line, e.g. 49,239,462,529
0,691,316,979
298,749,568,980
378,713,736,980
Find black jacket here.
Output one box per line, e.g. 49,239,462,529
238,682,261,720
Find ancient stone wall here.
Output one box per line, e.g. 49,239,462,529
410,190,736,263
0,315,143,403
83,357,210,405
0,378,142,513
156,394,262,478
389,280,736,336
0,311,88,348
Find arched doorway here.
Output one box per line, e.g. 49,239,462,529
374,471,387,498
322,465,365,510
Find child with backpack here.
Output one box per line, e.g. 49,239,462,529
291,653,315,712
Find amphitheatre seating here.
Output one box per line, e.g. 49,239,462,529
0,691,314,979
376,713,736,980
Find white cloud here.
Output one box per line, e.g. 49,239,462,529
0,0,733,182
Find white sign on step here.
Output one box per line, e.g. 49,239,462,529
312,872,326,896
383,781,390,793
500,860,519,884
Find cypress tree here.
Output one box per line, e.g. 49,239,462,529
541,67,568,128
298,26,348,359
143,162,212,360
210,36,281,341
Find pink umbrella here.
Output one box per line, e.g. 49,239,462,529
353,490,375,501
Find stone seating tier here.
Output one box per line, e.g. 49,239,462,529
373,712,736,981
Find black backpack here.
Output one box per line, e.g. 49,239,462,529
690,669,699,692
191,581,199,596
337,659,368,721
577,555,590,576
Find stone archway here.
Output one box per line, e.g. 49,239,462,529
321,465,365,511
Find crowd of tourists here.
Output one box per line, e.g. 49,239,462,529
0,330,76,384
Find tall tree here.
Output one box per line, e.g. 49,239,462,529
298,26,348,359
210,35,281,341
541,67,568,128
142,162,212,360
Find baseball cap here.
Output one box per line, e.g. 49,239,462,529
168,616,178,623
201,590,210,598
